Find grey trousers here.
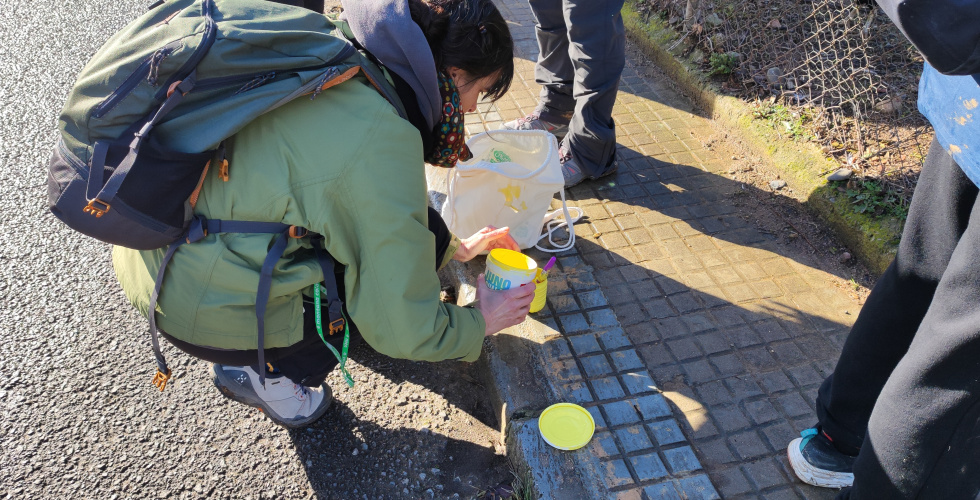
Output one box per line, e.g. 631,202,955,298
817,139,980,499
528,0,626,178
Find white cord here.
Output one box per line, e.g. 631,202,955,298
534,189,582,253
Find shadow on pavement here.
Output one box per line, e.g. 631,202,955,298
517,224,847,497
288,345,510,500
568,144,865,284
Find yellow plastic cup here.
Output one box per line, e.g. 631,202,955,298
529,269,548,313
485,249,537,291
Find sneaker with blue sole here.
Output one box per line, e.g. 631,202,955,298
787,427,856,488
213,364,332,428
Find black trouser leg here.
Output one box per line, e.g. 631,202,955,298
162,302,364,386
428,206,452,266
816,139,977,453
815,139,980,498
164,207,453,387
265,0,324,13
848,179,980,499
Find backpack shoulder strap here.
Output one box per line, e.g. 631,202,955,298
323,17,408,120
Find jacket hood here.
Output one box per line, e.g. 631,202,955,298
340,0,441,130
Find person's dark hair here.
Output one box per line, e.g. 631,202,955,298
408,0,514,101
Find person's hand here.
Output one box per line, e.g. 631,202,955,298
453,226,520,262
474,273,535,336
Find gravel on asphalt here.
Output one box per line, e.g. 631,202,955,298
0,1,514,498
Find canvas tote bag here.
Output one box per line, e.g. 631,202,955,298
442,130,582,252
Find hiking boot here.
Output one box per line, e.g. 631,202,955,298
787,428,856,488
212,364,332,428
559,145,618,188
502,113,569,140
560,154,586,187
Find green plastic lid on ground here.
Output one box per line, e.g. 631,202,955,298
538,403,595,450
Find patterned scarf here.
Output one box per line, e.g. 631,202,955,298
426,71,473,168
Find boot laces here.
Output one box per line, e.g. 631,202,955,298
559,145,573,163
292,383,309,401
517,113,541,127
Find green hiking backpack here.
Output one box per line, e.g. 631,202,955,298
49,0,402,249
47,0,403,389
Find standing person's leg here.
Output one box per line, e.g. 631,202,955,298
787,139,979,487
509,0,575,136
818,139,978,453
846,180,980,499
560,0,625,180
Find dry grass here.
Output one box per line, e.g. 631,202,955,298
635,0,932,209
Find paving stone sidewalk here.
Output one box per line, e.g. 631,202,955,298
440,1,866,498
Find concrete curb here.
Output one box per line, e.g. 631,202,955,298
445,258,607,499
621,1,901,275
429,170,602,498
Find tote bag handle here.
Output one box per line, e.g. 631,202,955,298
534,189,583,253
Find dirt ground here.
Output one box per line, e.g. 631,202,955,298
302,342,516,499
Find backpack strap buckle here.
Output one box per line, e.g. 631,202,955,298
166,80,188,99
328,317,345,336
218,159,230,182
151,368,171,392
83,198,111,218
185,216,210,244
288,226,308,238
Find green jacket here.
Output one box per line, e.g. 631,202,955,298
113,74,485,362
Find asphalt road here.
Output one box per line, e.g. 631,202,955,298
0,1,510,498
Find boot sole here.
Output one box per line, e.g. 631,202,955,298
212,368,332,429
565,161,618,188
787,437,854,488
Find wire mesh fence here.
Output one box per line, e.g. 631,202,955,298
635,0,931,214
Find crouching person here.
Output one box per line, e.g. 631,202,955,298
113,0,530,427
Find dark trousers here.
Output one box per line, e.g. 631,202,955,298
163,207,452,387
816,139,980,499
528,0,625,177
267,0,324,13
